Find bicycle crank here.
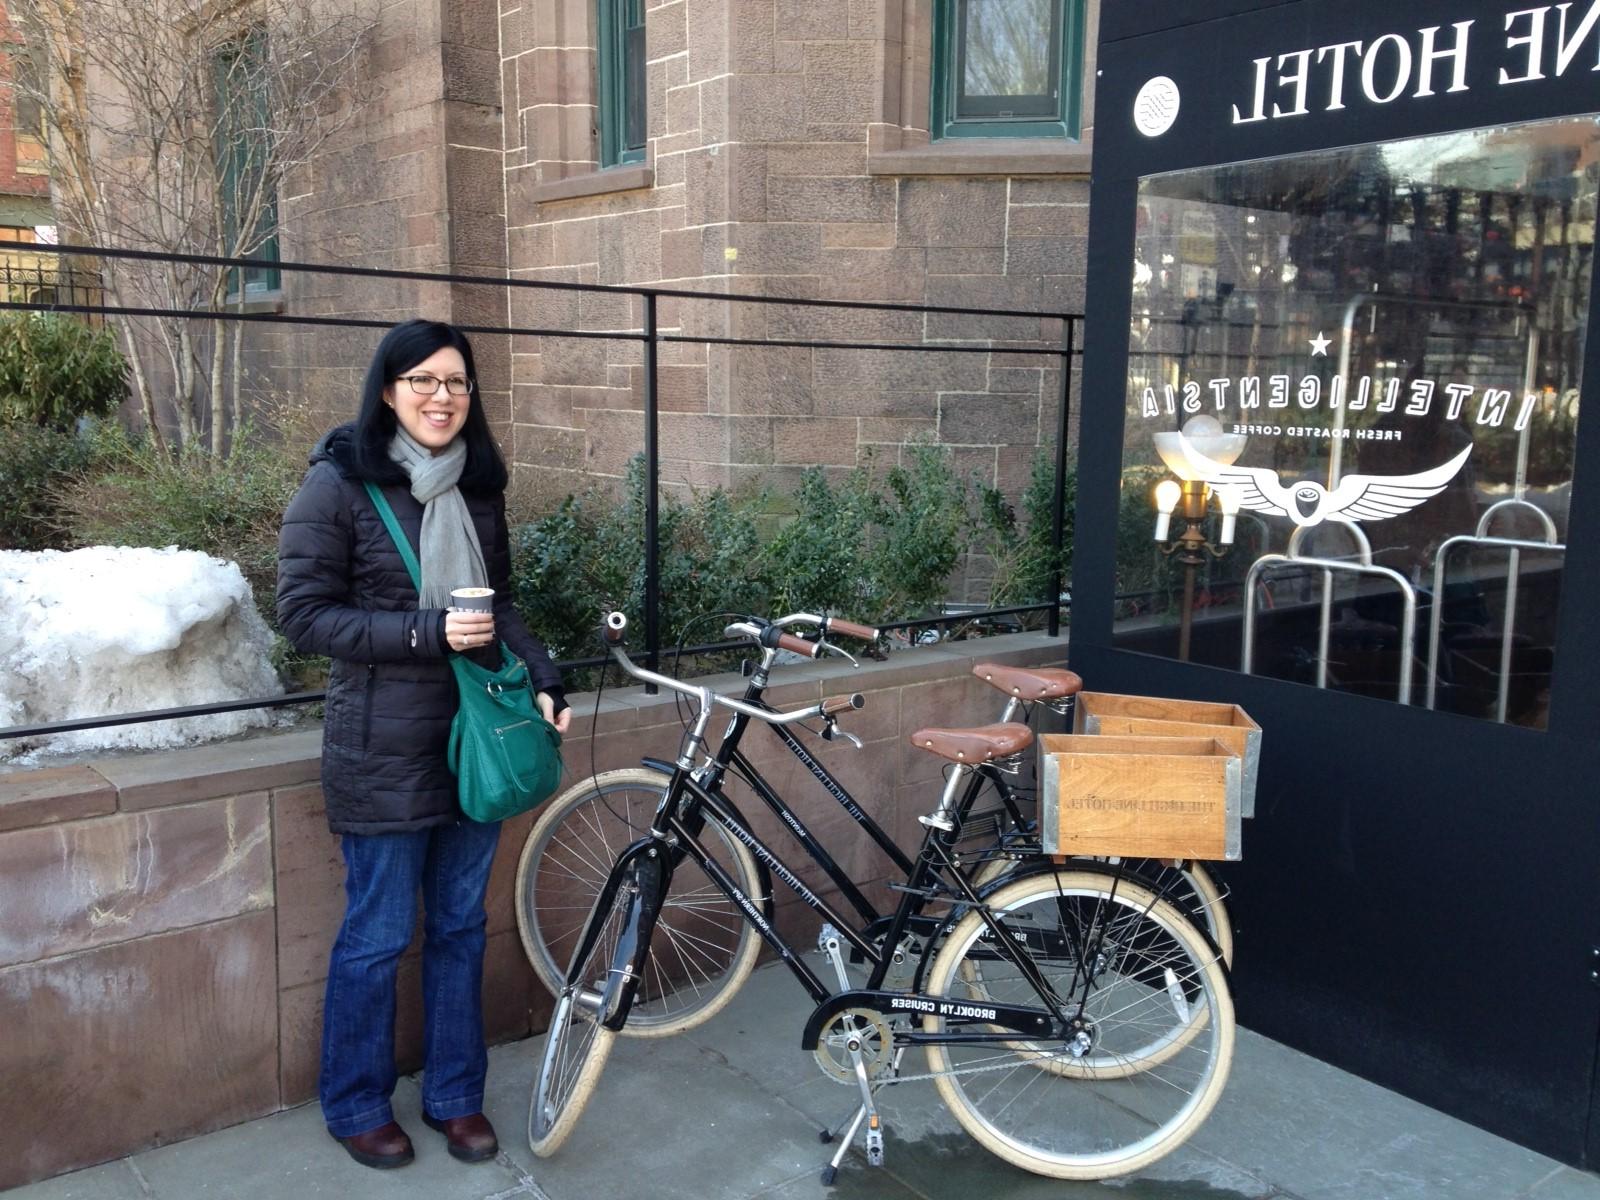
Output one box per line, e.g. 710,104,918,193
812,1007,896,1083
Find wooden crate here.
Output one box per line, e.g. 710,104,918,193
1037,734,1243,861
1072,692,1262,817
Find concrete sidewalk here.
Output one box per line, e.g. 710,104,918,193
12,960,1598,1200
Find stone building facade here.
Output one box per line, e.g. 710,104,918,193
32,2,1097,492
495,0,1096,505
0,0,50,248
249,0,1097,521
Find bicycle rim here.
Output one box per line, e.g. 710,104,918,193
969,856,1233,967
516,767,764,1037
924,870,1233,1179
527,885,625,1156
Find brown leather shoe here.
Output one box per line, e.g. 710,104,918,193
422,1111,499,1162
330,1120,414,1169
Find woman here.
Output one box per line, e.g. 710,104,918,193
277,319,571,1170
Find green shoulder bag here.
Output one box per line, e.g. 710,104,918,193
363,482,564,822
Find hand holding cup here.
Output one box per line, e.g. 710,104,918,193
446,587,495,651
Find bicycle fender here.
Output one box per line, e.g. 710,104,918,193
599,844,672,1030
909,859,1232,989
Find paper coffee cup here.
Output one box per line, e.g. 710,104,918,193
450,586,495,612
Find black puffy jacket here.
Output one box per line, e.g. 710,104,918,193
277,425,563,834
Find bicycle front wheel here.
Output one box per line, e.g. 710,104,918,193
924,870,1233,1180
515,767,764,1037
527,872,630,1157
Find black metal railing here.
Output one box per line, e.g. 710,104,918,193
0,241,1081,743
0,257,105,319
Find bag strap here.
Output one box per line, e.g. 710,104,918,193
361,480,423,594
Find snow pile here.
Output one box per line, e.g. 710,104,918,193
0,546,285,762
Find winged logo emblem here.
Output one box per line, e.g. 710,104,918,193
1169,437,1472,528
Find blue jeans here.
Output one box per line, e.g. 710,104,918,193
319,819,502,1137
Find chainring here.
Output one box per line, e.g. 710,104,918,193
812,1007,896,1084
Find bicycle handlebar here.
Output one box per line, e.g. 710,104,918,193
597,611,844,729
601,610,627,644
775,631,823,659
825,616,880,641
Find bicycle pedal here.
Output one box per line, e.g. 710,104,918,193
865,1114,885,1166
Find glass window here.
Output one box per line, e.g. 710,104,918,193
933,0,1083,140
213,29,280,298
598,0,645,167
12,50,45,140
1117,116,1597,730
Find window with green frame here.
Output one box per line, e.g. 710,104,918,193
213,28,281,298
931,0,1084,140
597,0,646,167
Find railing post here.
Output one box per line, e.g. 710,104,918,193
642,291,660,692
1047,316,1075,638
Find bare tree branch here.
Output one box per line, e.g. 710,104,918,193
11,0,379,454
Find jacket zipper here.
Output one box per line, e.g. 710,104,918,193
363,663,375,747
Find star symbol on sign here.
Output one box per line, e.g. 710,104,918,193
1309,331,1332,356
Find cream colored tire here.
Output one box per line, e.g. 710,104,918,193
924,871,1234,1180
516,768,763,1037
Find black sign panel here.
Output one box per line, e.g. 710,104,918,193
1076,0,1600,1167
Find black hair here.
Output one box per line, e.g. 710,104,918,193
348,319,508,493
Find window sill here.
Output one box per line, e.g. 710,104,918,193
529,163,654,204
867,136,1093,178
222,292,285,314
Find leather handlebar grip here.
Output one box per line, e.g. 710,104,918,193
826,617,880,641
822,693,865,716
776,631,822,658
602,611,628,644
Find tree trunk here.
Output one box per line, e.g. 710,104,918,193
209,320,227,457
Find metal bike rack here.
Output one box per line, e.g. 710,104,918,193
1423,499,1565,722
1242,520,1419,704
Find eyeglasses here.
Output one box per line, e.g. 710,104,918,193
401,374,475,396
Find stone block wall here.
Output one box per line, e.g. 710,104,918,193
0,631,1066,1188
239,0,519,436
500,0,1095,541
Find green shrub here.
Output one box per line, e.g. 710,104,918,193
761,464,880,620
0,313,128,427
510,457,771,664
512,445,1062,666
973,449,1074,612
0,421,99,550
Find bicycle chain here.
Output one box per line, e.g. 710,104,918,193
838,1025,1080,1088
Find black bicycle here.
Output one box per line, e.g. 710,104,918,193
526,611,1234,1181
514,611,1233,1038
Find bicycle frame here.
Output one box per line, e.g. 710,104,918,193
578,753,1078,1035
648,653,1034,938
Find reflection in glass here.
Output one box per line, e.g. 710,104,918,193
959,0,1057,116
1116,116,1597,729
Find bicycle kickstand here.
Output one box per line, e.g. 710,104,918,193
817,925,886,1185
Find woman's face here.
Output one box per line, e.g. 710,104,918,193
385,345,471,453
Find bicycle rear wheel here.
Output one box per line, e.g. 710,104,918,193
924,870,1233,1180
516,768,764,1037
970,855,1233,966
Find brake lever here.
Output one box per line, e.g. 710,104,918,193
817,638,859,668
820,718,863,750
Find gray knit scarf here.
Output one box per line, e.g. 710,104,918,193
387,428,489,610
